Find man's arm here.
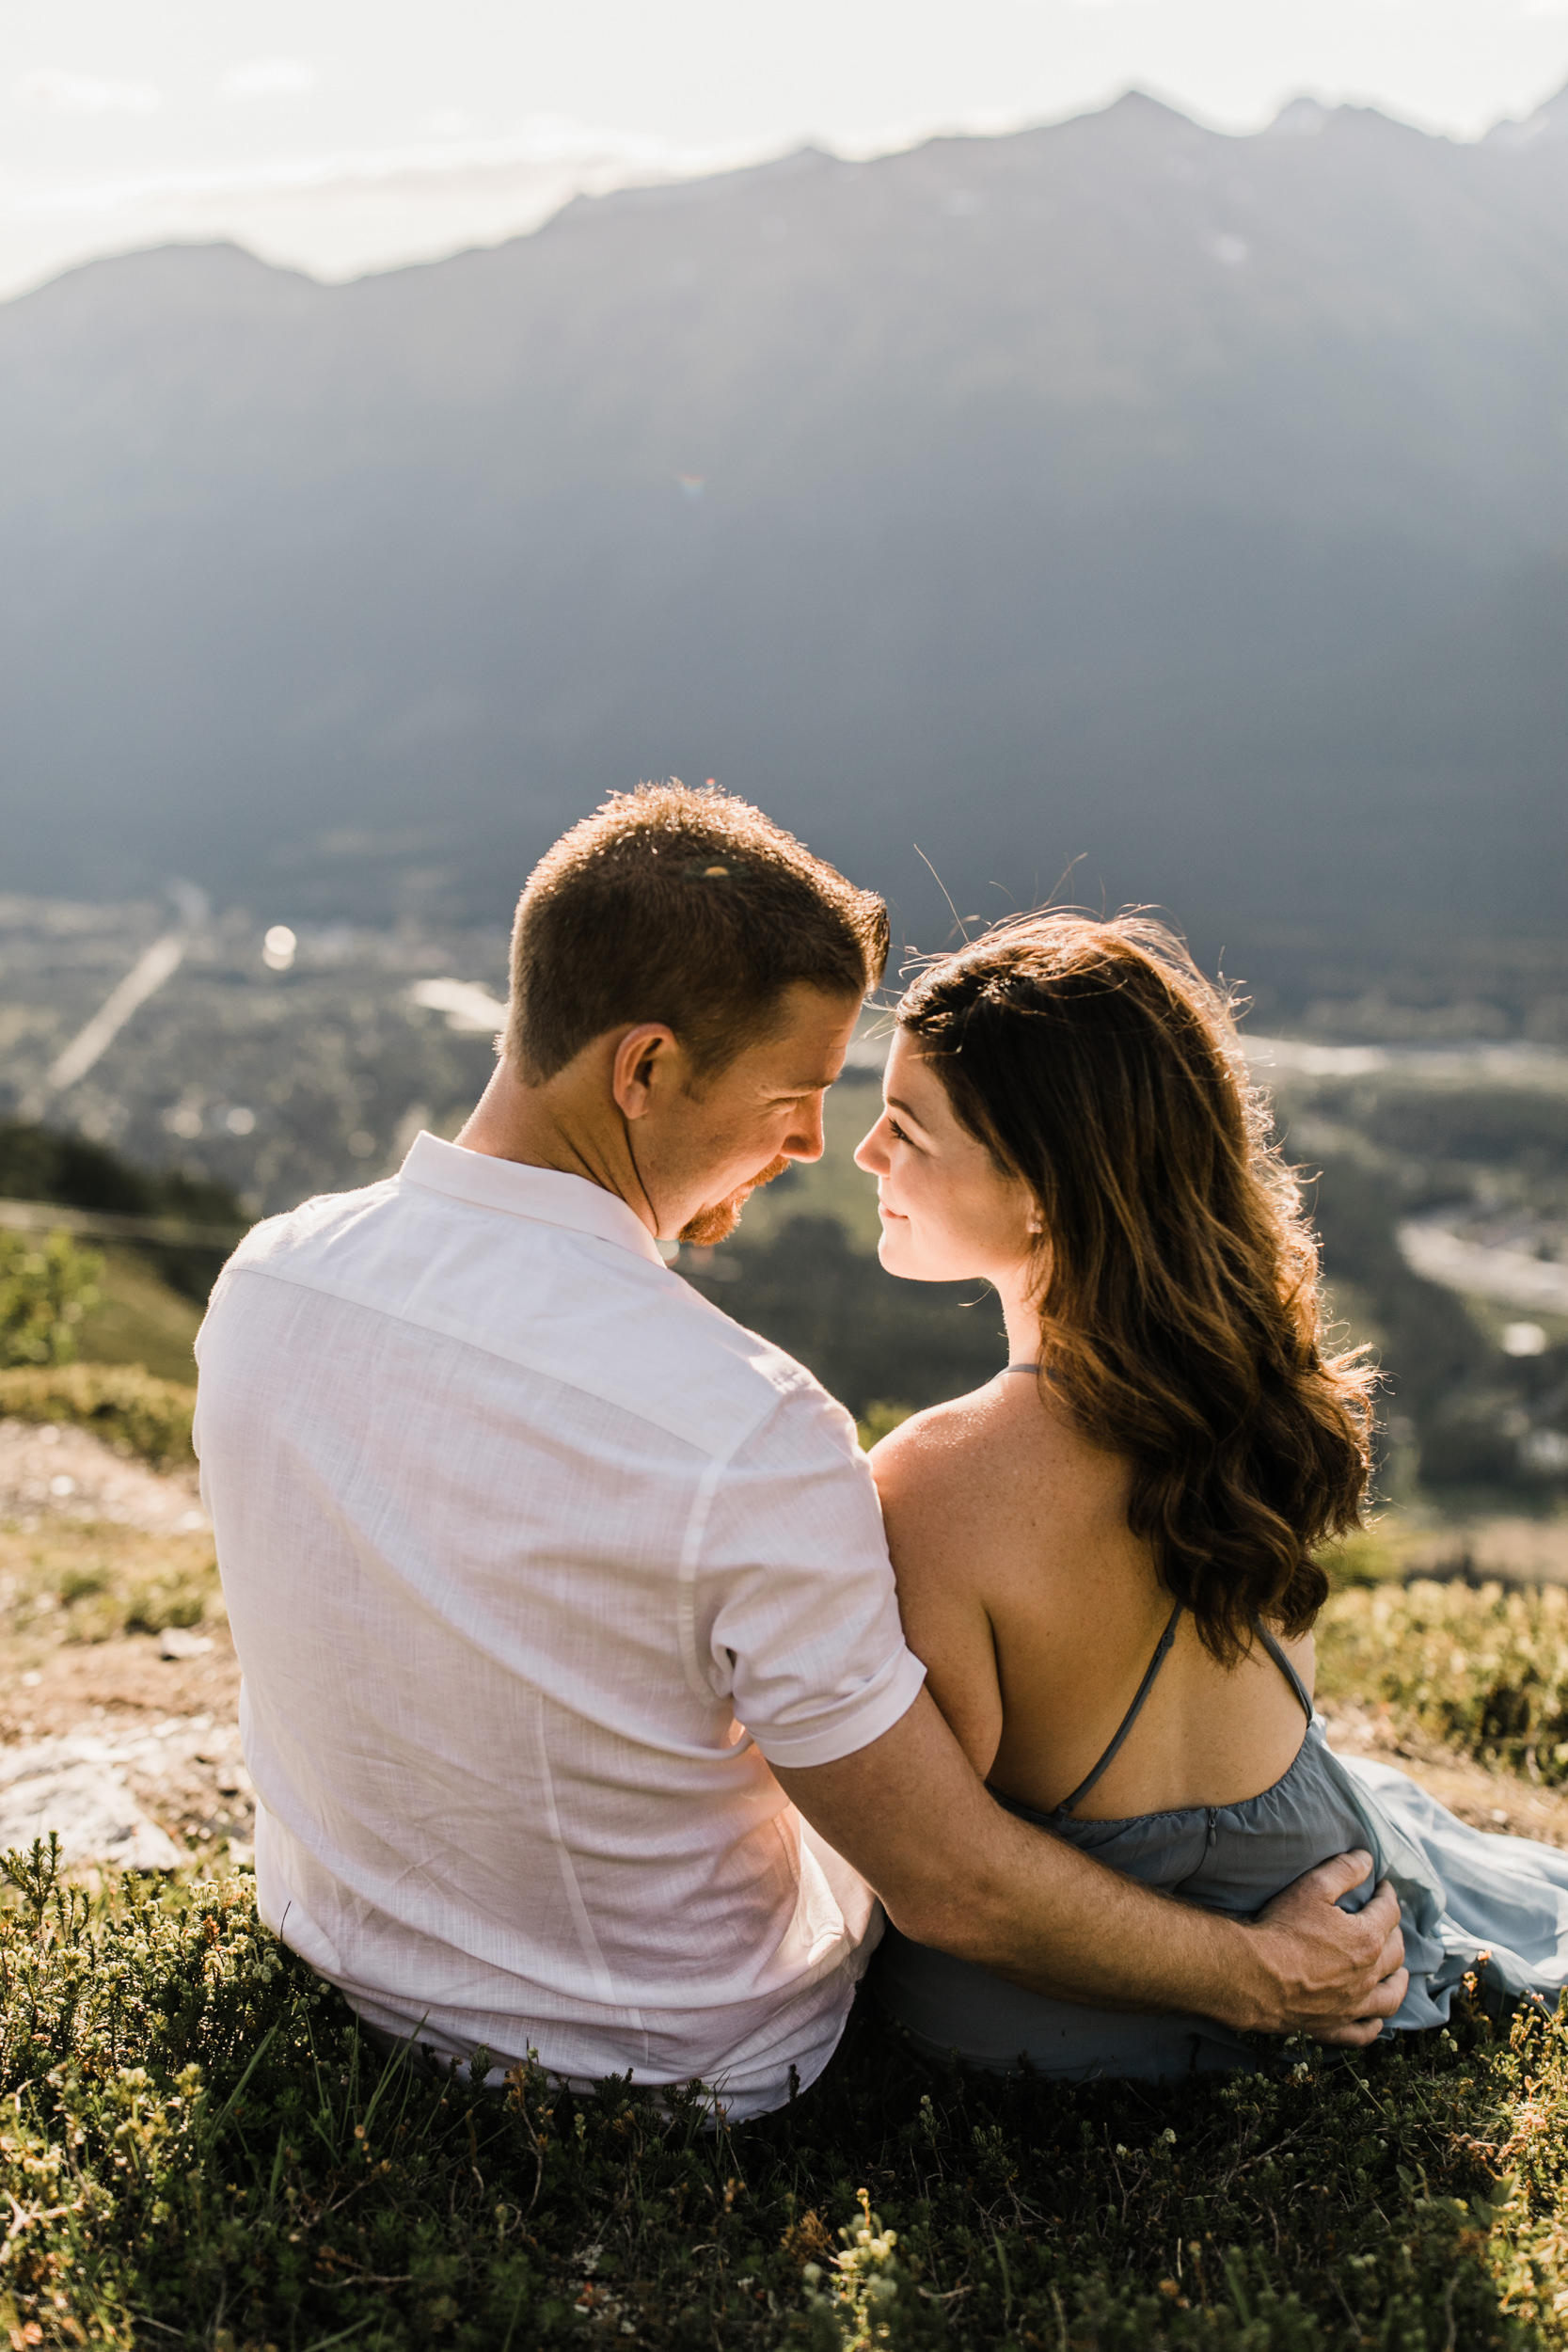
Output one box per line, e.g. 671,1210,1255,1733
773,1687,1407,2042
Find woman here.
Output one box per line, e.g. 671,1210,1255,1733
856,911,1568,2080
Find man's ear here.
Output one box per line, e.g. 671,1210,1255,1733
610,1024,681,1120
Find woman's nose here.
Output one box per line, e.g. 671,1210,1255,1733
853,1122,887,1174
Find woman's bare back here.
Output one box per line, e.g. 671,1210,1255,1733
871,1375,1314,1823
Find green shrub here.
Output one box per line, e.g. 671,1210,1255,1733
1317,1580,1568,1783
1321,1525,1409,1588
0,1229,102,1368
1,1522,221,1647
0,1359,196,1470
0,1838,1556,2350
0,1118,245,1305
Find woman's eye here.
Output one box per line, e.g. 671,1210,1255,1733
886,1119,911,1144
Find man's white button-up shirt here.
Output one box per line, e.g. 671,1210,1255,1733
194,1133,926,2116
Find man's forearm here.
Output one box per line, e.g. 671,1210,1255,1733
879,1779,1275,2027
774,1689,1403,2042
780,1692,1263,2020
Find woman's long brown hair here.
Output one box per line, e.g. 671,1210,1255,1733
898,912,1376,1663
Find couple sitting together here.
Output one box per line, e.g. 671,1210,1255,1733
196,785,1568,2115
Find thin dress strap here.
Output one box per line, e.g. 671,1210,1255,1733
1252,1621,1315,1724
1049,1599,1185,1820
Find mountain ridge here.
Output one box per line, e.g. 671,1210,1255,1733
2,86,1564,948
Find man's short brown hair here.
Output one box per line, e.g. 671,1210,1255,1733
507,783,888,1083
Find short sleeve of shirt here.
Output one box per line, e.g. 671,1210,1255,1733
695,1378,927,1771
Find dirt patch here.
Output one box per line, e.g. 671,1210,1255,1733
0,1622,242,1740
1,1425,245,1867
0,1626,252,1867
0,1413,204,1534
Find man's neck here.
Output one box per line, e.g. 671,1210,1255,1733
455,1057,658,1235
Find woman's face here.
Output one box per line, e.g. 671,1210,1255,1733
854,1029,1039,1286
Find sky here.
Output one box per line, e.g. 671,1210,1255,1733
5,0,1568,302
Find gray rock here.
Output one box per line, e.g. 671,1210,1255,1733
0,1743,182,1869
159,1626,214,1661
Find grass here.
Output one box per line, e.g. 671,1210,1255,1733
2,1835,1562,2351
73,1251,202,1389
0,1363,196,1472
0,1518,220,1650
1316,1580,1568,1788
5,1575,1568,2345
736,1075,887,1255
10,1392,1568,2344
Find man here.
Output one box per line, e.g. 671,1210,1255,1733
196,785,1404,2118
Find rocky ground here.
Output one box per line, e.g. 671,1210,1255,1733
2,1413,1566,1883
0,1415,252,1873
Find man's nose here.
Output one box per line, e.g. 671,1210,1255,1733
785,1102,827,1162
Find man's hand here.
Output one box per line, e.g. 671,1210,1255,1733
1231,1851,1408,2044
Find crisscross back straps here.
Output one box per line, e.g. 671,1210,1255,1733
1050,1598,1185,1820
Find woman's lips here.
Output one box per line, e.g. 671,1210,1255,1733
878,1200,908,1222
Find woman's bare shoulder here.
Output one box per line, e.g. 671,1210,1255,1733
871,1378,1101,1495
870,1378,1130,1596
868,1383,1014,1501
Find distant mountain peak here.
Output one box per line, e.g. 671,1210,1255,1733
1266,96,1333,140
1093,87,1208,135
2,74,1565,943
1485,79,1568,148
8,236,326,328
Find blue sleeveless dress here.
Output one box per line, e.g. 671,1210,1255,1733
873,1603,1568,2080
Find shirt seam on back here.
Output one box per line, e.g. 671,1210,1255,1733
218,1256,790,1463
398,1166,663,1265
676,1427,754,1708
531,1694,645,2031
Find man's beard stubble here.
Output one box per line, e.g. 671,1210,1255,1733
677,1154,792,1248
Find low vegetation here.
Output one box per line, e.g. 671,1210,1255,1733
0,1121,243,1310
0,1231,102,1370
0,1362,196,1472
684,1215,1008,1422
73,1248,203,1390
1,1518,219,1648
0,1569,1564,2344
3,1835,1564,2351
1316,1580,1568,1788
7,1372,1568,2343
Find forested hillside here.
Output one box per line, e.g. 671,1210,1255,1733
2,88,1566,944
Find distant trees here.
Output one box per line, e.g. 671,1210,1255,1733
0,1120,244,1302
680,1214,1006,1422
0,1230,102,1367
686,1178,1568,1503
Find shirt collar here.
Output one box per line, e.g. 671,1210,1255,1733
399,1132,667,1267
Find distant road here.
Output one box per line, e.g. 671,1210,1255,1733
1243,1037,1568,1095
1398,1216,1568,1318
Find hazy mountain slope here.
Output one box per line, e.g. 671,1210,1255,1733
1,91,1564,936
